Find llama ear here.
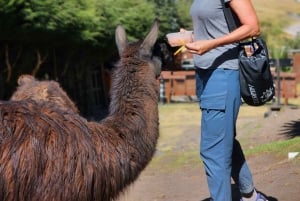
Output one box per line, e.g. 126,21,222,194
115,25,127,56
18,74,35,86
140,19,159,55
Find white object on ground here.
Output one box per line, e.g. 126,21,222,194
288,152,299,160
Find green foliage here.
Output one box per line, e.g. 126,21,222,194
0,0,101,46
0,0,157,47
260,19,292,58
101,0,156,42
0,0,195,47
174,0,193,30
0,0,299,73
287,35,300,49
150,0,180,33
25,0,104,43
0,0,299,50
149,0,193,35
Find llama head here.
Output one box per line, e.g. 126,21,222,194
115,19,161,77
10,74,79,113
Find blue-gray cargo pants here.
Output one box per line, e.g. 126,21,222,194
195,68,254,201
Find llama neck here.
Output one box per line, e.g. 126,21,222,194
107,59,159,162
94,58,160,200
109,60,159,121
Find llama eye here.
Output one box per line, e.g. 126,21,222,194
139,49,151,59
152,56,162,67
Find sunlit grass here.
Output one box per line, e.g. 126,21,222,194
245,137,300,159
154,100,300,170
150,149,201,172
158,103,200,144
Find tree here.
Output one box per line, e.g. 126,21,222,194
0,0,160,110
174,0,193,30
148,0,193,34
0,0,157,47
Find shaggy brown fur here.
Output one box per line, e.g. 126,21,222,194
10,74,79,113
0,20,161,201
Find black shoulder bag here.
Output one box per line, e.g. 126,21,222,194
221,0,275,106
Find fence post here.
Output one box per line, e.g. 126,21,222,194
276,58,281,106
159,76,166,104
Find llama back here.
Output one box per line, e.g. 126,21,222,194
0,96,157,201
0,101,100,201
0,100,136,201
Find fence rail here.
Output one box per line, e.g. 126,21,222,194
159,70,298,105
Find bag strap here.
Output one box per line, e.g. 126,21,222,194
221,0,240,32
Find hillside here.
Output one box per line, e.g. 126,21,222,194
253,0,300,24
250,0,300,52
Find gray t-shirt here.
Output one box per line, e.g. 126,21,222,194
190,0,239,70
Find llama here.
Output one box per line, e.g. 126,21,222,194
0,20,161,201
10,74,79,113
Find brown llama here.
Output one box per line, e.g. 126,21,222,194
0,20,161,201
10,74,79,113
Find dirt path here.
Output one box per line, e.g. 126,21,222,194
117,105,300,201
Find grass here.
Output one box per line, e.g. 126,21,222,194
151,101,300,171
151,149,200,172
245,136,300,157
158,103,200,138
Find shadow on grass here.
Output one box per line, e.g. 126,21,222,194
279,119,300,139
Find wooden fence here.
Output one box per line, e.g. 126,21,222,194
159,71,196,103
272,71,297,105
159,70,299,105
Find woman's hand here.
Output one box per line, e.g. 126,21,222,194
185,39,217,55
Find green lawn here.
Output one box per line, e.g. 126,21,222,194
153,102,300,170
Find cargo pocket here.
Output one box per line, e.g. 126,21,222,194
200,92,227,110
199,69,227,110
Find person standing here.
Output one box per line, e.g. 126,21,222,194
185,0,268,200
